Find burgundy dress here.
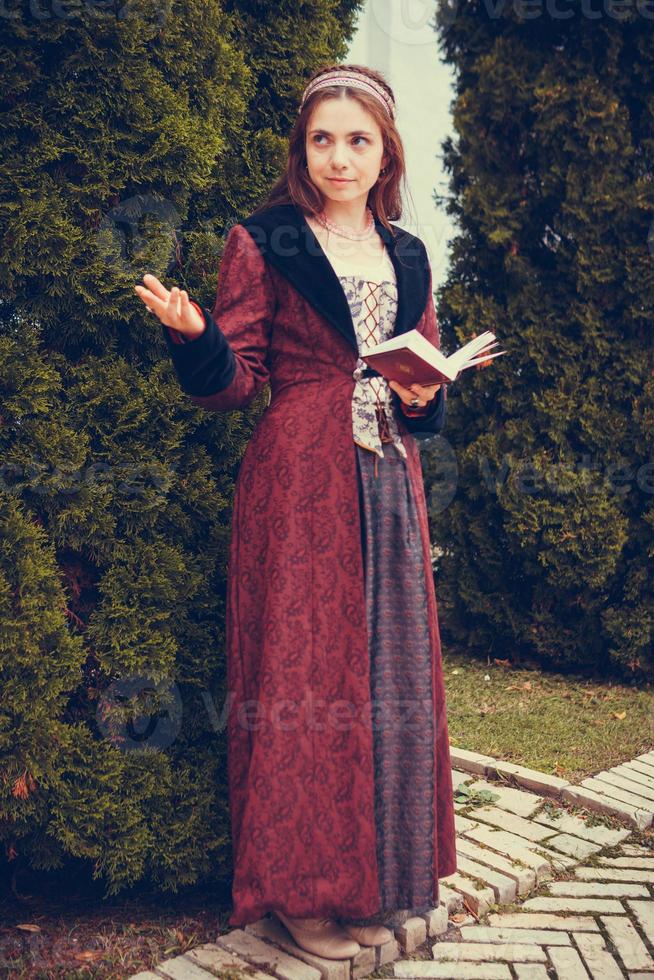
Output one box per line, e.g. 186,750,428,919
162,203,457,928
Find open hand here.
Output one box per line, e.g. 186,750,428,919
134,274,205,339
389,379,442,408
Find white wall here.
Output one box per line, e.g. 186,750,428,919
346,0,458,290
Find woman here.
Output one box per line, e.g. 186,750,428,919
135,63,457,961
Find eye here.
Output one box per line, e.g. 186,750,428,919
311,135,369,146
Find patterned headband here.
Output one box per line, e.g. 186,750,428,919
299,69,396,120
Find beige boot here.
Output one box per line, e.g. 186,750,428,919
275,910,362,959
341,922,394,946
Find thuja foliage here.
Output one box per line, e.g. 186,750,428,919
0,0,363,895
427,1,654,678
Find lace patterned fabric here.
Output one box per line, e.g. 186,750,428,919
322,243,407,460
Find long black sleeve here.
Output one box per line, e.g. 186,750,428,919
161,301,237,398
393,385,447,440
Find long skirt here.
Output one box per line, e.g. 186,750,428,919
339,440,437,929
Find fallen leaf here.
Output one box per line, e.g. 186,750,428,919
612,711,626,720
74,951,104,962
16,924,42,933
522,681,532,691
493,658,511,667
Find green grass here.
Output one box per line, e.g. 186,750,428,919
442,650,654,782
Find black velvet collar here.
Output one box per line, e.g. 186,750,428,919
240,202,430,354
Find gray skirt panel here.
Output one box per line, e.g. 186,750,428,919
340,441,436,927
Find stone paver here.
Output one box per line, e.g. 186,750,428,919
439,871,496,916
533,807,632,846
575,865,654,883
628,899,654,946
438,881,465,913
547,945,591,979
562,785,652,830
573,931,625,980
544,832,604,860
218,927,325,980
129,747,654,980
582,776,654,812
449,747,571,797
455,836,536,895
395,963,512,978
459,926,572,946
546,880,650,898
599,856,654,868
155,956,217,979
487,912,600,931
431,941,547,963
395,915,427,952
601,915,654,972
599,770,654,802
514,967,550,980
458,805,556,842
186,944,278,979
458,825,553,879
623,760,654,784
244,917,352,980
522,896,627,914
454,854,517,904
526,841,578,874
621,843,654,856
459,779,544,818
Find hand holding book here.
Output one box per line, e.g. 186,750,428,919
389,378,442,413
360,328,507,386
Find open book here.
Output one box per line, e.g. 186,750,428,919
359,328,507,385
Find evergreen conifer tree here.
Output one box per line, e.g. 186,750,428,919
429,2,654,678
0,0,363,894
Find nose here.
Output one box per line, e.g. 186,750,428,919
330,143,349,169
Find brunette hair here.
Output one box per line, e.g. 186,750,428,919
252,63,411,237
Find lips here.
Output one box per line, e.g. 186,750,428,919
329,178,352,183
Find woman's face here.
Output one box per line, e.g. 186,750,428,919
305,96,387,207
